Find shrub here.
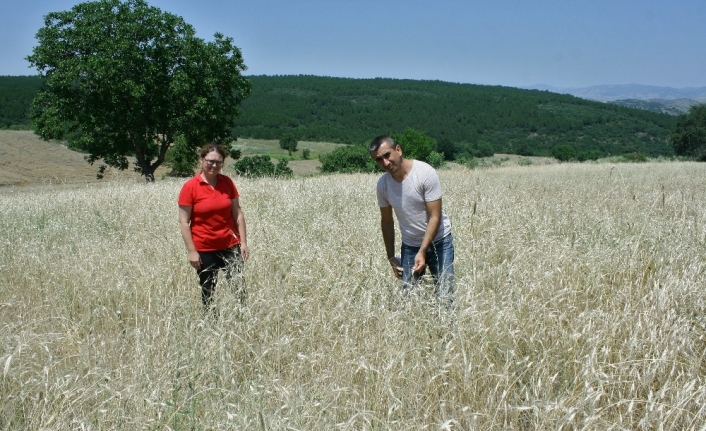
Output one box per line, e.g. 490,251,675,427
474,142,495,158
427,151,446,168
552,144,577,162
577,149,604,162
620,152,648,163
232,155,293,178
319,145,377,173
492,156,510,167
302,148,311,160
455,151,475,166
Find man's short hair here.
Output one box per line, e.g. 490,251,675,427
369,135,397,152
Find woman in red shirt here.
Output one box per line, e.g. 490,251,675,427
178,143,249,308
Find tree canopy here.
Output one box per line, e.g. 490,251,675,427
26,0,251,181
670,105,706,161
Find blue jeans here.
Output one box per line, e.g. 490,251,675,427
400,233,455,303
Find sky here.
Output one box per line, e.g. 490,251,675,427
1,0,704,89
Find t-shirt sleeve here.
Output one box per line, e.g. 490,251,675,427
376,176,389,207
423,166,443,202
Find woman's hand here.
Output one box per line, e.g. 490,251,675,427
240,243,250,261
188,250,201,270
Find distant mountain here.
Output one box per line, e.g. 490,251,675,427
523,84,706,102
609,98,702,116
522,84,706,115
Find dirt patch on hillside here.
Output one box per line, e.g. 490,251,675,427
287,159,322,176
0,130,152,187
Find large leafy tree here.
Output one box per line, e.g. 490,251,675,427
671,105,706,161
26,0,251,181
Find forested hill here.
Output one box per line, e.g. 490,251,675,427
0,76,44,128
235,75,675,158
2,74,676,158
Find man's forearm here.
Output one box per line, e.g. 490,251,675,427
381,220,396,259
418,215,441,254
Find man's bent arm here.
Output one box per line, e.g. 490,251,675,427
413,198,442,272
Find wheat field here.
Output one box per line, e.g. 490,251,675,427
1,162,705,430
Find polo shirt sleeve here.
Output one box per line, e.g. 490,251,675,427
223,176,240,200
178,177,196,206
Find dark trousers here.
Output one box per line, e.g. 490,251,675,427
196,245,245,307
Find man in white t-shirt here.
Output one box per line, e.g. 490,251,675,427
369,135,455,305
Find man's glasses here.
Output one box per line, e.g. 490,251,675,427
203,159,224,166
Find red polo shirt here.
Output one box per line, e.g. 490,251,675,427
178,174,241,252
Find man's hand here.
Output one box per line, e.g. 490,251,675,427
389,257,403,279
413,251,427,274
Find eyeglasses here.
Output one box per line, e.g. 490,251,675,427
203,158,224,166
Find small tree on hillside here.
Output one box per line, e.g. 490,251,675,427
279,135,298,155
671,105,706,161
26,0,251,181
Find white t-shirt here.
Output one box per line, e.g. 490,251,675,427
376,160,452,247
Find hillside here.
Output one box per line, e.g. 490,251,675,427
609,98,703,116
235,76,676,158
1,75,678,159
0,131,331,187
0,75,43,128
0,130,165,187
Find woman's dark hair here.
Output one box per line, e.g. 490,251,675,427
199,143,227,160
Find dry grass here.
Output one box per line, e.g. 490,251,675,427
1,157,706,429
0,130,171,187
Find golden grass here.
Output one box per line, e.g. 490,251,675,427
1,162,705,429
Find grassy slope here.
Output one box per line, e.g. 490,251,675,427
0,131,345,187
0,130,559,187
